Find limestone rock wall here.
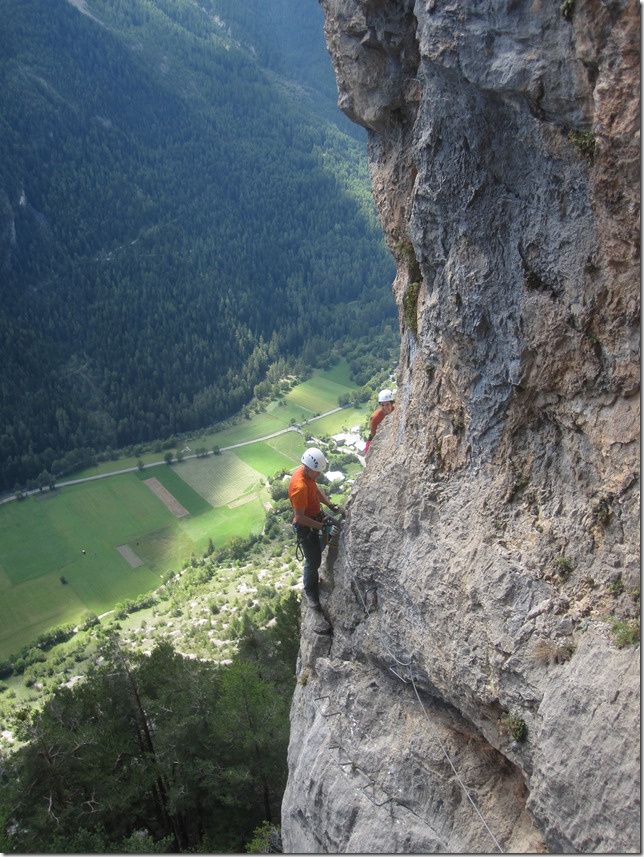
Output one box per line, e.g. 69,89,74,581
281,1,640,853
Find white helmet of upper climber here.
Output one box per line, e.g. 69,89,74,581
301,447,327,473
378,388,395,403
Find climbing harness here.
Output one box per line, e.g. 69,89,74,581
292,512,342,556
293,523,318,562
293,517,324,558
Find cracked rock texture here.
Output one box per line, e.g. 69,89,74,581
281,1,640,854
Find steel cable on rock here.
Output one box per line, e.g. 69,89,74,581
408,668,504,853
333,519,505,853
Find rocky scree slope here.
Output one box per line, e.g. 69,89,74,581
281,0,640,853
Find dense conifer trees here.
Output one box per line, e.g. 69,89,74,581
0,0,396,491
0,595,300,853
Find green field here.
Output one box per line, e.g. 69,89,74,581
0,364,369,658
176,453,264,507
135,465,213,516
0,476,169,656
306,405,368,437
130,500,267,575
285,377,349,415
233,436,301,475
208,411,292,448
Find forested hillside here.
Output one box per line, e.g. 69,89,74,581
202,0,362,138
0,590,302,853
0,0,396,492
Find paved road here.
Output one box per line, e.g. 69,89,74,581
1,406,349,503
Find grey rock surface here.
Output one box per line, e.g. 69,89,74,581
282,1,640,853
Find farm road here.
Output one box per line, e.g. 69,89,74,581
2,406,348,502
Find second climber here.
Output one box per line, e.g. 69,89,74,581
365,388,395,454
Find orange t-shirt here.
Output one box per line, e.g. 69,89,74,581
288,465,321,520
369,407,386,438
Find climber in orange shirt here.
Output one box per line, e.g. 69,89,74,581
288,447,340,610
365,389,395,454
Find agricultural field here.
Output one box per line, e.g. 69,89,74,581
285,375,350,416
176,453,265,507
306,405,368,439
232,435,302,476
0,365,369,659
0,476,167,657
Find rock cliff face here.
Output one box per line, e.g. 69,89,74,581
281,1,640,853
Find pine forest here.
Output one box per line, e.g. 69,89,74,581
0,0,397,492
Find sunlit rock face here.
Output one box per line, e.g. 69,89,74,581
281,1,640,853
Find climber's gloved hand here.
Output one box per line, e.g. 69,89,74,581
324,521,340,539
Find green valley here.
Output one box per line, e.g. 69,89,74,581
0,363,378,659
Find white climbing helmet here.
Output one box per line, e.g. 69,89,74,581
378,388,395,403
301,447,327,473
